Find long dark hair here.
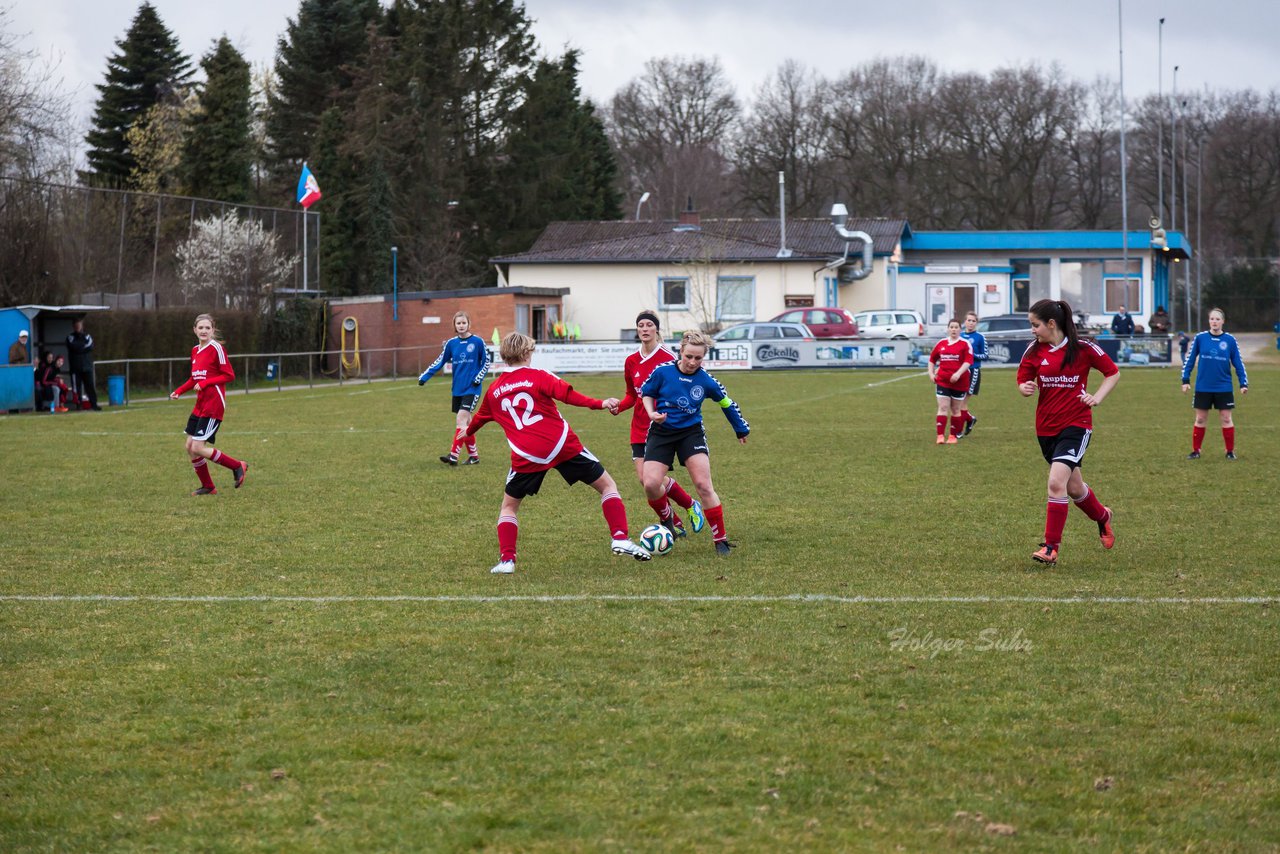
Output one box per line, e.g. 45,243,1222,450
1029,299,1080,365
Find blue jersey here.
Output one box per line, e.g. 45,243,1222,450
1181,331,1247,393
640,363,749,436
960,330,988,374
419,334,491,395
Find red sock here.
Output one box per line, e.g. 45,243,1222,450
1192,426,1205,453
965,411,974,425
192,457,215,489
1071,484,1108,522
647,495,674,521
600,491,629,540
209,449,242,470
951,416,963,438
466,438,478,458
449,428,464,458
1044,497,1070,547
705,503,727,541
665,477,693,510
936,415,946,436
1223,426,1235,453
497,515,518,562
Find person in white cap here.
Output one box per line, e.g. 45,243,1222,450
8,330,30,365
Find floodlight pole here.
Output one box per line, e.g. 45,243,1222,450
1118,0,1129,287
1157,17,1165,224
392,246,399,321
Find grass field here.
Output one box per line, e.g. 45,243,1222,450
2,361,1277,851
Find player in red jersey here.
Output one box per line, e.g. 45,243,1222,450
170,314,248,495
612,310,705,539
464,332,651,574
927,319,973,444
1016,299,1119,565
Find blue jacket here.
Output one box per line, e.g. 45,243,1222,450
960,330,987,374
1181,331,1247,393
640,363,749,437
1111,313,1135,336
419,335,491,396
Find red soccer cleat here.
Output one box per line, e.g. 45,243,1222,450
1098,507,1115,549
1032,543,1059,565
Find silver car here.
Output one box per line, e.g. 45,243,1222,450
850,310,925,339
713,321,815,342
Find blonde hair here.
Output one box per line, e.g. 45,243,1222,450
500,331,536,364
965,311,978,321
193,313,222,340
453,311,471,324
1209,307,1225,321
680,330,712,352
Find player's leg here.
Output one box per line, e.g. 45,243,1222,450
1189,404,1209,459
185,436,217,494
441,399,465,464
587,467,650,561
947,396,963,443
934,393,950,444
685,453,732,555
492,492,522,574
1220,403,1236,459
459,404,480,463
1034,460,1073,564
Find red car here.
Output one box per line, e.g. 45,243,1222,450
768,307,859,338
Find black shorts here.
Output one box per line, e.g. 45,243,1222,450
185,415,221,443
968,369,981,397
452,394,480,413
935,385,967,400
644,423,708,467
504,451,606,499
1038,426,1091,469
1193,390,1235,411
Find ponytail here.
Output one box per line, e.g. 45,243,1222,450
1029,299,1080,364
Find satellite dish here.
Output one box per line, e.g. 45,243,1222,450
342,317,357,332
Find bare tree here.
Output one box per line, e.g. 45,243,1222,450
734,60,831,217
0,7,77,180
606,56,740,218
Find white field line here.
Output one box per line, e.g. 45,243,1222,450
1,593,1275,605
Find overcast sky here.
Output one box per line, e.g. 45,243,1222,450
11,0,1280,129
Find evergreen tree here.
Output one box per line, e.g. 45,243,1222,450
494,51,622,256
183,37,253,202
267,0,381,171
84,2,193,184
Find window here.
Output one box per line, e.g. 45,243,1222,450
777,310,804,323
1011,260,1050,312
781,326,805,338
717,325,748,341
750,325,780,339
659,277,688,310
1103,259,1142,312
716,276,754,321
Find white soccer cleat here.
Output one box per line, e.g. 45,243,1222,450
611,539,652,561
490,560,515,574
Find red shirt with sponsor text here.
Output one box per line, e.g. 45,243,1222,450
466,366,603,472
929,337,974,392
1016,338,1118,436
173,340,235,419
616,345,676,444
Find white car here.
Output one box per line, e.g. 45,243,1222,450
850,309,925,339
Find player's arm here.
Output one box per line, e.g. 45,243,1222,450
1016,353,1038,397
1230,339,1248,394
202,357,235,388
705,374,749,440
419,341,450,385
464,395,492,436
951,345,973,383
1180,335,1200,390
172,377,196,397
974,334,988,363
472,339,491,387
641,394,665,423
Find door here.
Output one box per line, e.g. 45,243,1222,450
927,286,952,328
953,285,976,320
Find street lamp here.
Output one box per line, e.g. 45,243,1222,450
391,246,399,321
635,191,651,221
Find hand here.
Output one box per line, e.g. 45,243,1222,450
600,397,619,412
1241,386,1248,395
1181,383,1189,394
1018,380,1038,397
649,411,666,423
950,370,963,383
1079,391,1100,407
170,391,180,400
738,434,748,445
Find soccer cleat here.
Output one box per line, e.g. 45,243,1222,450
439,455,458,466
1031,543,1059,565
1186,451,1201,460
962,415,977,437
936,434,946,444
662,516,688,539
461,456,480,465
233,462,249,489
714,540,738,557
54,406,69,412
688,500,706,534
490,560,515,574
946,435,959,444
611,539,652,561
1225,451,1237,461
191,487,217,496
1098,507,1115,549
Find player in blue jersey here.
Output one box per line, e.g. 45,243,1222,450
639,330,749,556
419,311,492,465
958,311,987,437
1181,307,1248,460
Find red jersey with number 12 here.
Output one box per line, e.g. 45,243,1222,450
1017,338,1118,436
469,366,600,472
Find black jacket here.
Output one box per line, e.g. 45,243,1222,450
66,330,94,371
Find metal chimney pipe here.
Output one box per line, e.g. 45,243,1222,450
777,172,791,258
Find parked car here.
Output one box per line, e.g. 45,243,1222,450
768,307,859,338
713,321,815,342
850,309,925,339
975,314,1034,339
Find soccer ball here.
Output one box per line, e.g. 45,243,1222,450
639,523,674,556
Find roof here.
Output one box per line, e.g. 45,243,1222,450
491,217,911,265
903,230,1192,259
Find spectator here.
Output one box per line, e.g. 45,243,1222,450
65,318,101,410
1148,306,1171,334
8,329,29,364
1178,331,1190,364
1111,306,1136,337
34,351,71,412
